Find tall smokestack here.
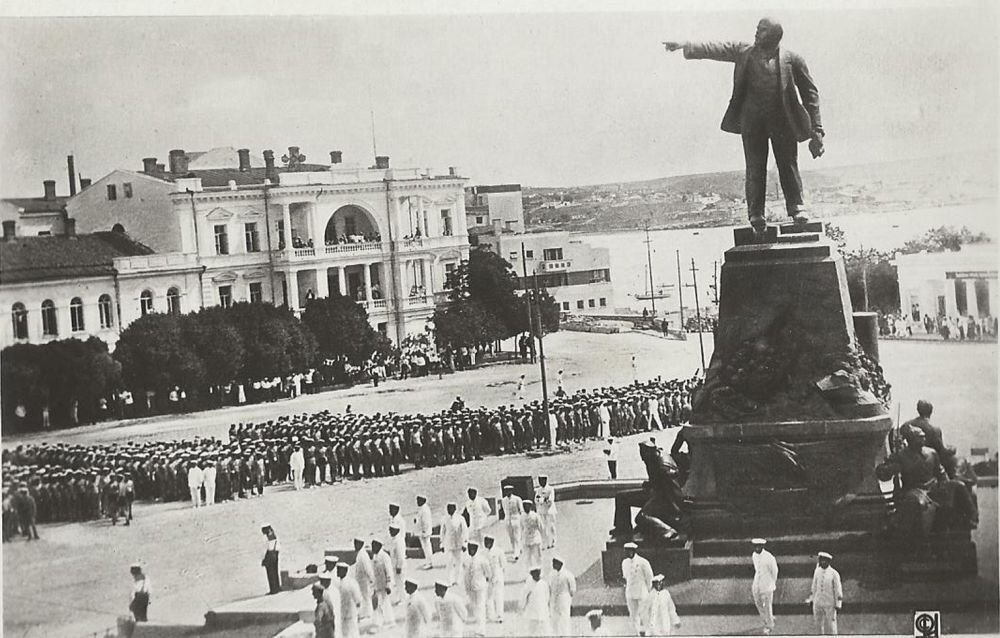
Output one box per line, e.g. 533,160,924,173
67,155,77,196
263,149,276,182
43,180,57,200
80,178,92,190
238,148,251,172
142,157,158,174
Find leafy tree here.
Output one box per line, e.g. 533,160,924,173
432,300,505,348
226,302,312,381
301,295,386,365
115,313,202,395
900,226,991,254
843,248,900,314
183,307,245,390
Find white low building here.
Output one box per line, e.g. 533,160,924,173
893,244,998,321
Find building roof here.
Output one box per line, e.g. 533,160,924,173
139,164,331,188
0,231,155,284
2,196,69,214
471,184,522,194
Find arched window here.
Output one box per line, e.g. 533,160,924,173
70,297,85,332
98,294,114,329
140,290,154,316
11,303,28,339
167,287,181,315
41,300,58,336
112,223,125,233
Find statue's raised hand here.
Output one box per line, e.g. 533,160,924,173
662,41,683,53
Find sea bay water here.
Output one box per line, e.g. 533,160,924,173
580,201,998,314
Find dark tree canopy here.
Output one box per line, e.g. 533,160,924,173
300,295,388,365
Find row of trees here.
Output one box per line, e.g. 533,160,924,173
2,249,562,432
825,224,992,314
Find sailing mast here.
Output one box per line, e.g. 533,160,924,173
643,222,656,316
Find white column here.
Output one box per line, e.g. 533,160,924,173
363,263,373,302
316,267,330,298
417,197,426,236
287,270,300,310
282,205,293,251
966,279,980,317
944,279,958,317
988,279,998,317
338,267,347,297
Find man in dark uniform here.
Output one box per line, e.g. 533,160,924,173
664,18,824,232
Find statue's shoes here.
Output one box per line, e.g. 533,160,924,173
748,214,766,231
793,212,810,224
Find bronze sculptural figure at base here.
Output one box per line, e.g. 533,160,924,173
609,441,686,544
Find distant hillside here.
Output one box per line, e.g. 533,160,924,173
522,150,997,232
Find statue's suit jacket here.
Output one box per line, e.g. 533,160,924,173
683,41,823,143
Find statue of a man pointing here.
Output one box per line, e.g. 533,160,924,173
664,18,824,233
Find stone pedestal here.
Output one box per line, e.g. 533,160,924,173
686,223,890,533
601,538,692,585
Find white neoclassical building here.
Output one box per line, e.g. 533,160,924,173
172,154,469,343
893,244,998,321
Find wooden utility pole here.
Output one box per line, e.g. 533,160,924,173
521,242,536,363
531,270,550,428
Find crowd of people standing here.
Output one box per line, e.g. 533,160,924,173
2,374,701,535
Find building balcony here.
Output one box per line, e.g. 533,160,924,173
273,241,388,263
539,259,573,272
396,235,468,253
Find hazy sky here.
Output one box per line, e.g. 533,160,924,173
1,5,997,197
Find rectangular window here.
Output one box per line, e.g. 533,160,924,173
577,300,584,310
99,298,114,328
70,302,85,332
123,182,133,198
244,222,260,252
588,299,596,308
106,184,117,200
214,224,229,255
276,220,285,249
600,297,607,307
562,302,570,311
475,216,484,225
543,248,563,261
441,209,453,236
249,282,263,304
219,285,233,309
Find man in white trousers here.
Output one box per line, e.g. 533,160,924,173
751,538,779,634
549,556,577,636
521,566,552,636
463,541,491,637
484,535,506,624
202,456,217,505
649,574,682,635
350,537,374,620
535,475,557,549
465,487,492,545
336,562,363,638
521,501,544,574
389,525,407,603
434,581,467,638
499,485,524,562
442,502,468,583
415,495,435,570
289,442,305,490
807,551,843,635
622,542,653,636
404,579,432,638
187,460,204,508
370,539,396,630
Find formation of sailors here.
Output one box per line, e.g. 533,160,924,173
2,374,701,531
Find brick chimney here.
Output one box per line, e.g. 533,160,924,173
80,178,92,190
375,156,390,170
263,149,276,182
43,180,57,200
65,218,77,237
238,148,251,172
330,151,343,164
142,157,158,174
168,149,189,174
155,163,165,173
2,221,15,240
449,166,458,177
67,155,77,196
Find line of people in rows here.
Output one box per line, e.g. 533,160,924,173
1,375,701,533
